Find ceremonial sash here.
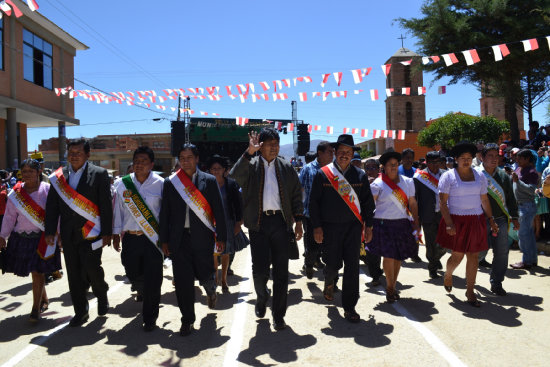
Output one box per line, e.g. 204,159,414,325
379,173,414,221
49,168,103,250
478,168,510,220
169,169,216,232
413,168,440,211
321,163,362,223
118,175,163,255
7,183,54,259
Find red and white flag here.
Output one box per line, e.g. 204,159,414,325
287,123,294,132
351,128,359,135
314,125,321,131
212,113,220,116
430,56,440,63
381,64,391,77
438,86,446,95
27,0,39,11
298,92,307,102
350,68,372,84
272,80,283,92
312,91,321,98
320,73,331,87
327,126,334,135
200,111,208,116
156,105,166,111
208,95,222,101
308,125,313,133
398,130,406,140
492,44,510,61
3,0,23,17
462,49,481,65
259,81,270,91
400,59,412,66
236,117,249,126
402,87,410,96
322,91,330,101
370,89,379,101
422,57,430,65
226,86,237,99
343,127,350,134
354,89,363,95
372,130,381,139
385,88,394,97
361,129,368,138
522,38,539,52
273,93,288,101
418,86,426,95
333,72,343,86
442,53,459,66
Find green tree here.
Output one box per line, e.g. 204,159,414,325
398,0,550,142
417,113,510,149
359,149,374,159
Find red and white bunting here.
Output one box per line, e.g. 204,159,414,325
314,125,321,131
27,0,39,12
462,49,480,65
323,91,330,101
308,125,313,133
288,123,294,132
327,126,334,135
320,73,331,87
273,93,288,101
370,89,379,101
282,79,291,88
422,56,430,65
351,128,359,135
239,95,247,103
273,80,283,92
442,53,459,66
418,86,426,95
492,44,510,61
226,86,237,99
343,127,350,134
200,111,208,116
361,129,368,138
236,117,249,126
1,0,22,17
208,95,222,101
430,56,440,64
333,72,343,86
312,91,321,98
438,86,447,95
522,38,539,52
259,81,270,91
350,67,372,84
299,92,307,102
400,59,412,66
212,113,220,116
156,105,166,111
372,129,381,139
398,130,406,140
402,87,410,96
354,89,363,95
385,88,394,97
381,64,391,77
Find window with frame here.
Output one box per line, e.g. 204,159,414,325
0,18,3,71
23,29,53,89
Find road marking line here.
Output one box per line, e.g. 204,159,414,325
222,251,252,367
1,281,125,367
360,271,467,367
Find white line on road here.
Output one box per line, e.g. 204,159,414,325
360,271,467,367
222,251,253,367
1,281,125,367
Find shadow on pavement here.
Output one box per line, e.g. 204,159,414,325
0,313,63,343
475,285,544,312
373,297,439,322
41,317,107,354
321,306,392,348
237,319,317,367
0,282,32,297
446,294,522,327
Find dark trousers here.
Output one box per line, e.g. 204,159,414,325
303,217,321,268
322,221,362,312
62,233,108,316
249,213,289,322
172,230,216,325
422,213,446,272
365,247,383,280
121,234,163,325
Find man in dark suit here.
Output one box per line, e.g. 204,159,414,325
413,151,446,279
159,144,227,336
230,128,303,331
45,138,112,327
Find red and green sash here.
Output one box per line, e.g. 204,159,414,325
117,175,162,255
380,173,413,221
169,169,216,232
49,167,103,250
7,182,54,259
321,163,362,223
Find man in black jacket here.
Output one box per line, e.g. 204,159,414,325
160,144,227,336
413,151,446,279
309,134,375,323
230,128,303,331
45,138,112,327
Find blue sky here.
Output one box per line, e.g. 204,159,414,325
27,0,548,150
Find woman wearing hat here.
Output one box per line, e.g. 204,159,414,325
367,150,420,302
207,155,247,293
437,142,498,307
0,159,61,321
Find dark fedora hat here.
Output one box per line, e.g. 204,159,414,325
379,149,402,166
330,134,360,151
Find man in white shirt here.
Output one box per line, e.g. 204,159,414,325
113,146,164,332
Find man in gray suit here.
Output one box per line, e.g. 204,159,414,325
45,138,112,327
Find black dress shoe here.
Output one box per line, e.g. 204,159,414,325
135,293,143,302
98,299,110,316
313,260,325,269
143,322,157,332
207,292,217,309
479,259,492,268
273,319,287,331
69,313,89,327
437,261,443,270
255,301,266,318
180,323,193,336
302,265,314,279
411,255,422,263
491,285,507,296
429,269,440,279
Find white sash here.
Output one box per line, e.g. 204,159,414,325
169,170,216,232
7,188,45,231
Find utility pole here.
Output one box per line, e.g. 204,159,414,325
177,94,182,121
292,100,298,158
184,96,191,144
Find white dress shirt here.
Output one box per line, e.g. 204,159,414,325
262,157,281,211
68,161,88,189
184,172,197,229
427,168,442,213
113,172,164,235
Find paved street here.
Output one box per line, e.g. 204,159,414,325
0,238,548,367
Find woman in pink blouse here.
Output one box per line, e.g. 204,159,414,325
0,160,61,322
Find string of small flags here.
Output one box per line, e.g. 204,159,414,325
0,1,39,18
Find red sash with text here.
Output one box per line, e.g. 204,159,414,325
380,173,413,221
321,163,362,223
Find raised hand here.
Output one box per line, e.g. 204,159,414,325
247,131,262,155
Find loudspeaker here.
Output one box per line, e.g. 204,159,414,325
296,124,310,156
171,121,186,156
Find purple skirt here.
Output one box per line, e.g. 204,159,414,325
3,232,61,277
366,218,417,261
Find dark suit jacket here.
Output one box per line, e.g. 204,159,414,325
159,169,227,253
414,171,441,224
45,162,113,243
224,177,243,223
